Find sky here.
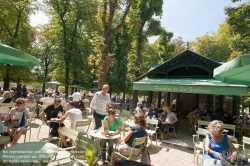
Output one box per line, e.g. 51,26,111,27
30,0,248,43
151,0,248,43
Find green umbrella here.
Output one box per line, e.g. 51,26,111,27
0,41,39,66
88,88,97,91
46,81,66,86
213,54,250,86
69,84,87,90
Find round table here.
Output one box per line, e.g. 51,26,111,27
203,159,223,166
89,130,120,160
0,142,59,165
89,130,120,140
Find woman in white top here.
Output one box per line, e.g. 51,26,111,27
9,98,30,145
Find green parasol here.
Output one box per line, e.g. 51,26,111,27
69,85,87,90
213,54,250,86
0,41,39,66
46,81,66,86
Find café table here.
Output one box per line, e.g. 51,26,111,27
89,130,120,160
0,142,59,166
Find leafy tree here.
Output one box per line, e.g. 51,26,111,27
190,23,232,62
225,1,250,58
44,0,98,96
127,0,164,110
32,24,57,95
107,25,133,99
92,0,132,90
0,0,37,90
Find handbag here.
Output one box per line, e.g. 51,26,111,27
161,133,170,140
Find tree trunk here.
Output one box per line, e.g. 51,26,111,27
3,65,10,90
65,61,69,97
97,46,109,91
42,83,45,95
132,90,138,113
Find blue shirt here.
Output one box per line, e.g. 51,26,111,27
126,126,147,148
147,108,159,119
203,133,229,161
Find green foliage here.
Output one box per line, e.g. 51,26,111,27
190,23,232,62
0,0,38,89
225,1,250,56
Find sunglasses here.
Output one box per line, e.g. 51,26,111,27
16,102,23,105
111,112,116,115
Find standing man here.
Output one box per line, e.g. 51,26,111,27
90,84,112,130
72,90,82,108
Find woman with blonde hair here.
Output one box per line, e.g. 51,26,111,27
118,114,147,156
0,91,12,103
9,98,30,145
202,120,237,163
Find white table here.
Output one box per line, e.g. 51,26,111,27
89,130,120,160
89,130,120,140
0,142,59,165
203,159,223,166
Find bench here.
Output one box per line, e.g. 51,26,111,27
223,124,237,143
197,120,209,128
192,128,208,163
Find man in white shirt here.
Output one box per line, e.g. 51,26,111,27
90,84,112,130
72,90,82,108
72,90,82,102
40,92,54,109
135,101,144,115
55,101,82,147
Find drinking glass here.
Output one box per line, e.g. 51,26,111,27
237,151,249,166
221,149,237,165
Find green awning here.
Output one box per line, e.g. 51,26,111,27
133,78,247,95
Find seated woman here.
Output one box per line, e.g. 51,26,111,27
118,114,147,156
0,91,13,103
202,120,237,164
101,108,120,163
9,98,30,145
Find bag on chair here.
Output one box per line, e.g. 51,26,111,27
161,133,170,140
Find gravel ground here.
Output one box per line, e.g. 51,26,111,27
1,116,200,166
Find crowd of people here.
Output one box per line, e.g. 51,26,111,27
0,83,247,165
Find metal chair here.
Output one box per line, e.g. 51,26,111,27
110,136,147,166
145,118,159,145
56,134,100,166
163,121,178,136
75,119,91,136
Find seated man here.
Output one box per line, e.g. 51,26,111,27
40,99,64,137
54,102,82,147
159,105,178,133
147,102,159,119
186,107,199,118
